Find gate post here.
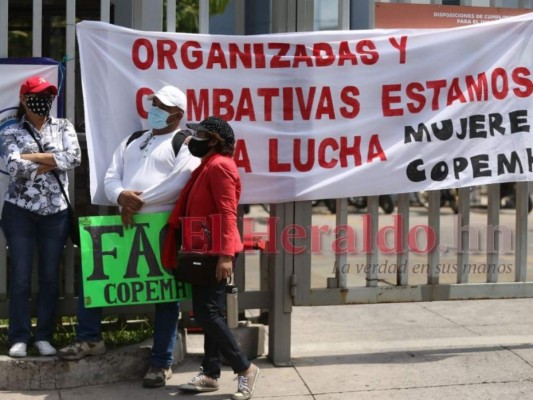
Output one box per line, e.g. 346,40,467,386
267,0,315,366
268,203,293,366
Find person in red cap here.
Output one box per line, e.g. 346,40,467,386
0,75,81,358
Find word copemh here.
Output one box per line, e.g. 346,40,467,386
83,223,188,306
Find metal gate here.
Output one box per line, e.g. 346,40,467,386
253,185,533,365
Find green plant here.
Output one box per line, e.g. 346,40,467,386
101,317,154,348
167,0,230,32
0,316,154,356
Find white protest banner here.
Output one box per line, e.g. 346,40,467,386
76,15,533,205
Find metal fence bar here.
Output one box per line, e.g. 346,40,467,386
268,203,292,366
66,0,76,122
308,282,533,306
456,187,471,283
32,0,43,56
101,0,111,22
0,0,7,56
199,0,209,34
486,184,500,283
515,182,528,282
293,200,312,305
339,0,350,29
366,196,379,287
166,0,176,32
427,190,440,285
94,1,112,229
296,0,314,32
235,0,245,34
62,0,77,299
0,0,7,301
396,193,409,286
335,198,349,289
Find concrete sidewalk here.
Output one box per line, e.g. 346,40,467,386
3,298,533,399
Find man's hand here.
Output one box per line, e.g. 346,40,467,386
120,207,136,229
216,255,233,282
118,190,144,212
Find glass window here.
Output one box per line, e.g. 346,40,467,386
490,0,519,6
314,0,339,30
245,1,271,34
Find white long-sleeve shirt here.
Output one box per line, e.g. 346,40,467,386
104,129,200,214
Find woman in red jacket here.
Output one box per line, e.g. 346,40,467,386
164,116,259,400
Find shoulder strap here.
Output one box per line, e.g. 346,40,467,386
125,130,148,147
171,129,191,156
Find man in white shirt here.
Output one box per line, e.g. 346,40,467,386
58,85,200,389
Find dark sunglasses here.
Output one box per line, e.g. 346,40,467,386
140,132,154,150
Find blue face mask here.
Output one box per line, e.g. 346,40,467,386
147,106,172,129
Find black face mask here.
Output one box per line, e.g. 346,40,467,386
188,139,211,158
26,95,54,116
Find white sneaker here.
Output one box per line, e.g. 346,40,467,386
177,367,219,392
9,342,27,358
233,364,260,400
34,341,57,356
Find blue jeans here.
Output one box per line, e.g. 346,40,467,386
192,280,250,378
76,278,180,368
2,202,69,344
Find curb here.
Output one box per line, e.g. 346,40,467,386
0,330,186,391
0,342,151,390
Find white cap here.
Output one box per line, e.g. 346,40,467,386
147,85,187,112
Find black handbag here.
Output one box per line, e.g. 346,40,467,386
24,123,80,246
172,223,221,286
174,252,219,286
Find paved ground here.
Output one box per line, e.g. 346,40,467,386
3,298,533,399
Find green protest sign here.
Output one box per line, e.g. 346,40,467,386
79,212,190,308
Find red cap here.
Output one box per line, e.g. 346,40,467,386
20,75,58,96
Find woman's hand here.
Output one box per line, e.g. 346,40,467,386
21,152,57,166
37,164,56,174
216,255,233,282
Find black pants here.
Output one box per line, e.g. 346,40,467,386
191,279,250,378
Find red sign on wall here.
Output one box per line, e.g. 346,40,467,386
375,2,530,29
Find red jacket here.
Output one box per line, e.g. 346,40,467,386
180,153,243,257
